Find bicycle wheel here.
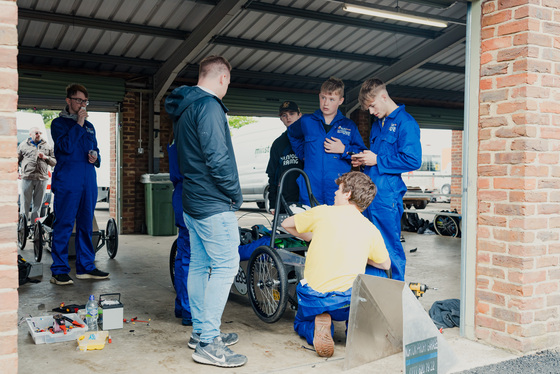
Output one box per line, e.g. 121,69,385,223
18,214,28,250
105,218,118,259
247,246,288,323
169,238,177,289
434,214,459,237
33,222,44,262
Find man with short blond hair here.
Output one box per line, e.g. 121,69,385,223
165,55,247,368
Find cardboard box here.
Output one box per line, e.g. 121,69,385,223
26,313,87,344
100,293,123,330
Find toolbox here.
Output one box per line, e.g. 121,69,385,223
99,293,123,330
26,313,87,344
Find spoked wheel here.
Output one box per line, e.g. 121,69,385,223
105,218,118,259
247,245,288,323
18,214,28,250
169,238,177,289
33,222,44,262
434,214,460,237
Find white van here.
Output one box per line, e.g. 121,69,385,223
231,118,285,211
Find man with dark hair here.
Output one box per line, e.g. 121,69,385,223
165,55,247,368
266,101,303,214
352,78,422,282
282,171,390,358
50,83,108,285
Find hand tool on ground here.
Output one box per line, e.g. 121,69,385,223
409,283,438,298
52,314,67,334
61,315,85,328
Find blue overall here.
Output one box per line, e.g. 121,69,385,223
294,270,388,345
168,143,192,323
288,110,366,205
50,116,100,275
363,105,422,281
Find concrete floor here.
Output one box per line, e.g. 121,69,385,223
16,204,518,373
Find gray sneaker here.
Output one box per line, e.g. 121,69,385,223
188,331,239,349
192,336,247,368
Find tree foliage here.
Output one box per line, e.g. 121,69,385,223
228,116,257,129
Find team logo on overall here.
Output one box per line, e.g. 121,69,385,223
337,126,351,136
389,123,397,132
86,127,95,134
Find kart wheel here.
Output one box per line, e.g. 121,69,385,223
169,238,177,290
247,245,288,323
18,214,28,250
33,222,44,262
105,218,118,259
434,214,460,237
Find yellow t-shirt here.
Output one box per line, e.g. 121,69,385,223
294,204,389,293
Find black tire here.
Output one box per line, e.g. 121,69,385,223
170,238,178,289
247,245,288,323
18,214,28,250
33,222,44,262
434,214,460,237
414,200,428,210
106,218,118,259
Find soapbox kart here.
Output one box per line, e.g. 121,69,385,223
30,211,119,263
170,169,319,323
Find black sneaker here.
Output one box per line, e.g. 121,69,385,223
192,336,247,367
76,269,109,280
50,273,74,285
188,332,238,349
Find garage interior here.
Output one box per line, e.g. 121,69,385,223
12,0,528,372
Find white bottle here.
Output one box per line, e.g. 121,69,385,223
85,294,98,332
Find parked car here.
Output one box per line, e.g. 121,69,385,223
231,119,285,211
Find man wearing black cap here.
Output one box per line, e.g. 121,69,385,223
266,101,304,215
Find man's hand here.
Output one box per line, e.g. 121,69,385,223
324,137,345,154
352,150,377,166
270,209,275,216
88,152,98,164
37,152,45,159
77,107,87,126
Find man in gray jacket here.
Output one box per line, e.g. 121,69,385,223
165,55,246,368
17,126,56,223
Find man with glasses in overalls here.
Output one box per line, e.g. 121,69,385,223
49,83,108,285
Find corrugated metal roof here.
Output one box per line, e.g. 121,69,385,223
17,0,468,118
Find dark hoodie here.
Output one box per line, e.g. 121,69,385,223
165,85,242,220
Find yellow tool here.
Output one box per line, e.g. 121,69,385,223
408,282,436,298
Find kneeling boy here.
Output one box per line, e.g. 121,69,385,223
282,171,390,357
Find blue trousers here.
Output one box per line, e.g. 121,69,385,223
174,225,191,321
50,179,98,275
184,211,239,343
364,202,406,281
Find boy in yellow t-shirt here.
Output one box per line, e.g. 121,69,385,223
282,171,390,358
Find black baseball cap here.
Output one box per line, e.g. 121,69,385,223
279,101,300,115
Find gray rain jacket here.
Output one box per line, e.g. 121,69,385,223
17,138,57,180
165,86,242,220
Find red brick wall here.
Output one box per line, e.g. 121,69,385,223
451,130,463,213
120,92,172,234
0,1,19,372
350,109,371,147
476,0,560,352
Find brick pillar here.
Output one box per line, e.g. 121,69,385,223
451,130,463,213
350,108,371,147
120,92,172,234
476,0,560,352
0,1,19,372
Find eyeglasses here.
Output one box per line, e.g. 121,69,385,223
34,132,41,135
70,98,89,105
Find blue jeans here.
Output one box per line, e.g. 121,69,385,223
183,211,239,343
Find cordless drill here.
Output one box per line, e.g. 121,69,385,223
409,282,429,298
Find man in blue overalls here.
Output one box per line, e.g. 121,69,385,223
50,83,108,285
352,78,422,282
167,141,192,326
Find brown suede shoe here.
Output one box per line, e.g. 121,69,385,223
313,313,334,357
